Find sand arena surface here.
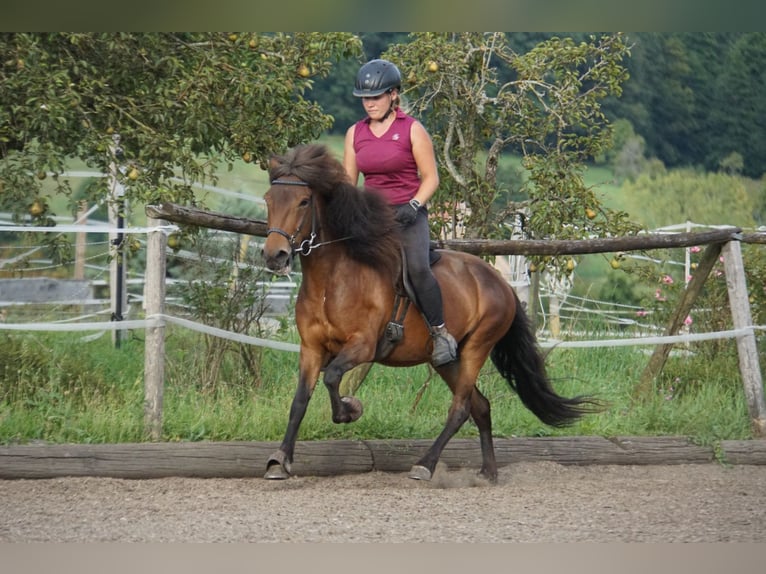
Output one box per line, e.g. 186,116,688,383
2,461,765,542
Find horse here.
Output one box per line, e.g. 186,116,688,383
261,143,597,483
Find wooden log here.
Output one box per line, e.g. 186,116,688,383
0,437,721,480
0,441,372,480
12,437,766,479
145,202,743,257
719,440,766,465
433,228,741,256
365,436,714,471
492,436,715,466
739,231,766,245
145,203,268,237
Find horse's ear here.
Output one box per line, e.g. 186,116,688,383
268,156,280,171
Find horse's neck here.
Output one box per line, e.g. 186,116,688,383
298,249,349,287
298,248,394,298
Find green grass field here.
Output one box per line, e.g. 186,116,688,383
0,327,753,447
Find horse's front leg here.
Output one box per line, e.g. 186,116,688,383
264,349,322,480
323,344,373,424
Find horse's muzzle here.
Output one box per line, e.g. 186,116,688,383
263,246,292,276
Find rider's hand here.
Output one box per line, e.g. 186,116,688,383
394,199,420,227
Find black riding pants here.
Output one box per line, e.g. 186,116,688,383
399,207,445,327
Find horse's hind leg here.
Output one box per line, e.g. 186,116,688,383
409,365,473,481
471,387,498,483
409,387,497,482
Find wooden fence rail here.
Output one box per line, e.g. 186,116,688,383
146,203,765,254
144,202,766,438
3,437,766,479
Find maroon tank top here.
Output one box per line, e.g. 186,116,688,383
353,109,420,205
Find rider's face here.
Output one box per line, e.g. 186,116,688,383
362,90,395,121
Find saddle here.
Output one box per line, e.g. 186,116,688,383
375,247,441,359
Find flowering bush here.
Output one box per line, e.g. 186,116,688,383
628,242,765,396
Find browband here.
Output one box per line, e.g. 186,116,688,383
270,179,309,186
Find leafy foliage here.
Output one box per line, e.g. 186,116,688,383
608,33,766,179
0,32,362,259
384,32,642,276
621,169,758,230
616,170,765,366
173,231,275,392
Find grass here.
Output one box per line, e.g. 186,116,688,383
0,328,753,446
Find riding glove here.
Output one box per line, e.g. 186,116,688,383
394,200,420,227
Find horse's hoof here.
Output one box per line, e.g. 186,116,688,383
480,471,498,485
341,396,363,422
264,450,292,480
408,465,432,481
264,463,290,480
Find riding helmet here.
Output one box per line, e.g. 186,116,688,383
353,59,402,97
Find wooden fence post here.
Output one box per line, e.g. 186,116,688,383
108,135,128,348
635,241,723,399
528,269,540,334
721,240,766,437
143,217,167,441
73,200,88,280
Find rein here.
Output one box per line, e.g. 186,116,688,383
267,178,352,256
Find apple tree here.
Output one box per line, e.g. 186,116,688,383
384,32,643,275
0,32,362,262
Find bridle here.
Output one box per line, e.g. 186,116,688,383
266,178,350,256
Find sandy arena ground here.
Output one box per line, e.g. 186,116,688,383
2,461,765,542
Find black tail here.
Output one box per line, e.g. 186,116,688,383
490,293,600,427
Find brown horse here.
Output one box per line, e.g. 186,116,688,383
261,144,597,483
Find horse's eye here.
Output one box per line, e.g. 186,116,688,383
298,198,310,208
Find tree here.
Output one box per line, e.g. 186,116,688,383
712,33,766,179
602,33,766,177
0,32,362,260
384,32,641,274
680,33,736,170
640,35,699,168
621,169,757,231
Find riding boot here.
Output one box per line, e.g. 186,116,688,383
430,324,458,366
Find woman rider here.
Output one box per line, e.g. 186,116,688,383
343,58,457,367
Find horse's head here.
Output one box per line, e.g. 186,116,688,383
263,143,401,279
262,176,314,275
263,144,349,275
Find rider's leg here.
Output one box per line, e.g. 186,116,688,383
400,210,457,366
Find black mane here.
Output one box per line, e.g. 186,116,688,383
268,144,401,277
